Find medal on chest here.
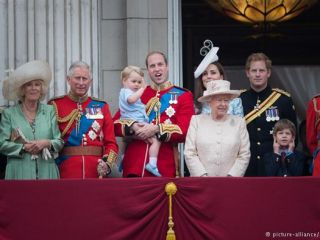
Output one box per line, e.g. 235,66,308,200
266,107,279,122
169,92,179,104
86,105,104,119
88,130,97,141
165,106,176,118
92,120,101,132
164,91,179,118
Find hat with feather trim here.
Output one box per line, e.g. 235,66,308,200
2,60,51,101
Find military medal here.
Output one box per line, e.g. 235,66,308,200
272,109,277,121
86,106,103,119
88,130,97,140
169,92,178,104
85,108,92,119
270,109,275,121
165,106,176,118
95,107,104,119
266,107,278,122
275,108,280,121
169,94,174,104
92,120,101,132
266,109,271,122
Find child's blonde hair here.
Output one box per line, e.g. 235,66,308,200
121,65,144,81
273,119,296,137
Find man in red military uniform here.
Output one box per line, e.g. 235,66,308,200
49,61,118,178
113,51,194,177
306,94,320,176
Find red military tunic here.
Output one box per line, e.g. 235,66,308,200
49,94,118,178
113,81,194,177
306,95,320,176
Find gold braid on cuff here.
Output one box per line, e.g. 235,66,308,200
114,119,136,136
159,124,182,141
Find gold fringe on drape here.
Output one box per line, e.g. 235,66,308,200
165,182,177,240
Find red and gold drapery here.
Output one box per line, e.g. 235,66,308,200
1,177,319,240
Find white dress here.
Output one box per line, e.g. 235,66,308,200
184,114,250,177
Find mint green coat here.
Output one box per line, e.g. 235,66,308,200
0,103,64,179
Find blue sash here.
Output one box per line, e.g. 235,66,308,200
56,100,105,165
148,87,184,122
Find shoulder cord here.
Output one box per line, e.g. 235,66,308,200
52,101,82,137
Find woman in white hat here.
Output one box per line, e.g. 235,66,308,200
0,60,64,179
184,80,250,177
194,40,243,116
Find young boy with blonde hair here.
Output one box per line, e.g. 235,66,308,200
119,65,161,176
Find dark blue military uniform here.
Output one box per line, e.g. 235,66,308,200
240,85,297,176
263,151,307,176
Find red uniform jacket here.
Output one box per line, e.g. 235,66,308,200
113,82,194,177
306,95,320,176
49,95,118,178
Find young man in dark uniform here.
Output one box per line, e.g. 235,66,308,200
240,53,297,176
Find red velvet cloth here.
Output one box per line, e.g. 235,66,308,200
1,177,320,240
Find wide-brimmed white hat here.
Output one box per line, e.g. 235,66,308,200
198,80,240,103
194,40,219,79
2,60,51,101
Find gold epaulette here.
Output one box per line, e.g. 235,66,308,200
273,88,291,97
48,95,65,102
91,96,106,103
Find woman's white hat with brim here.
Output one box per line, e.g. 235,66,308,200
194,41,219,79
2,60,51,101
198,80,240,103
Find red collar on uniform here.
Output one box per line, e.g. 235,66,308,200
68,91,88,103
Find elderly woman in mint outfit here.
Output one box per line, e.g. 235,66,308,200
0,60,64,179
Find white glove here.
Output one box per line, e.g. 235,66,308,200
42,148,52,161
